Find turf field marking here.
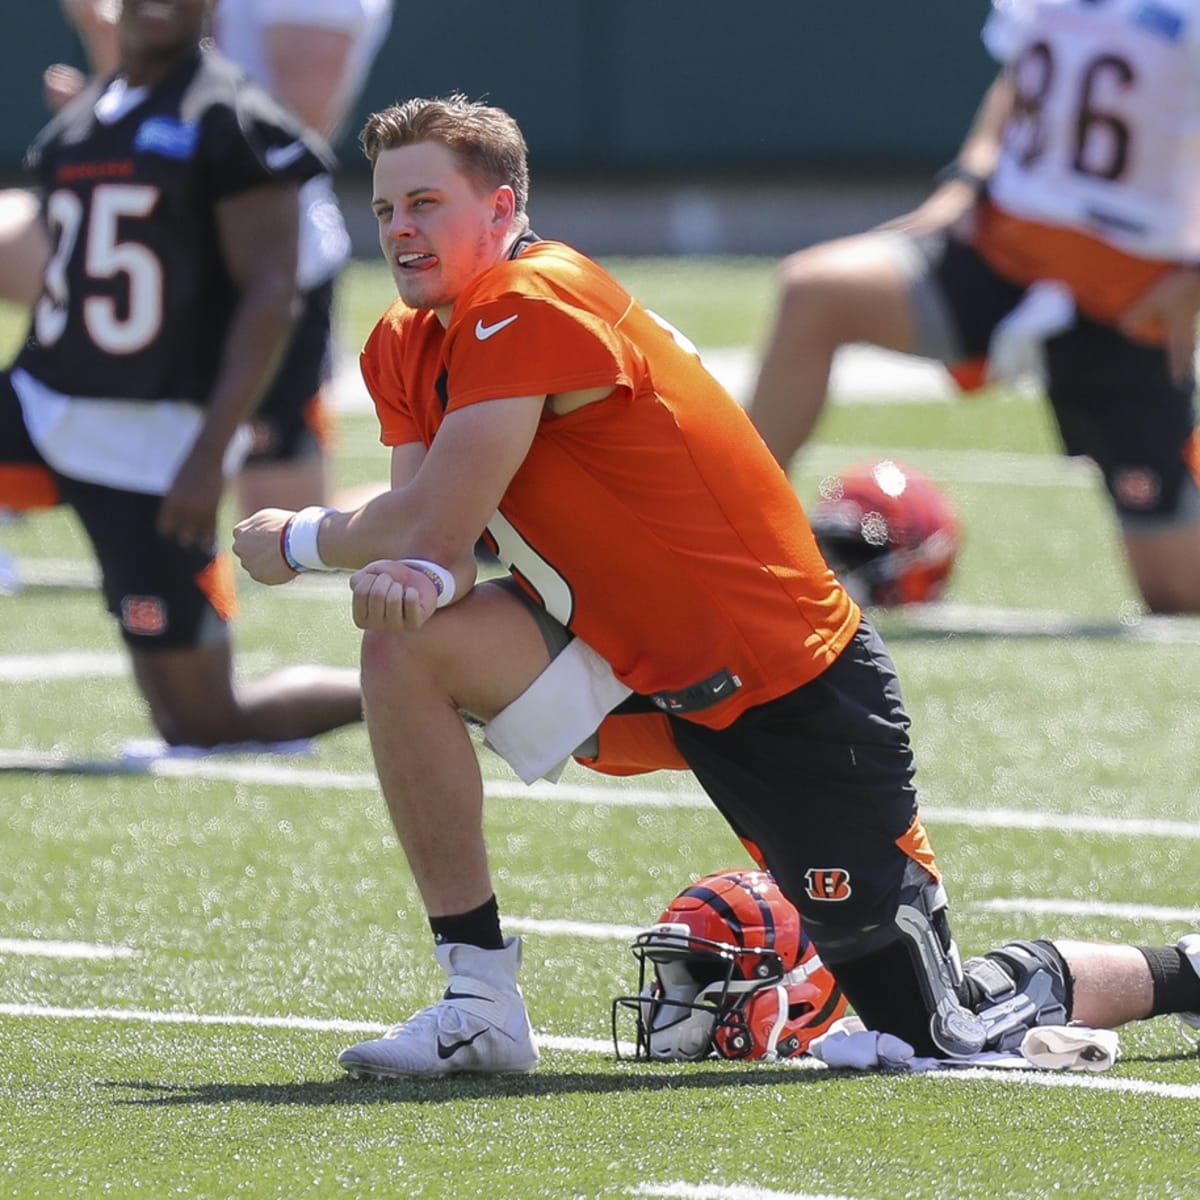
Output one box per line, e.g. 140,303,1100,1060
978,898,1200,924
1,1001,1197,1098
629,1184,861,1200
0,748,1195,843
0,938,134,959
0,1002,609,1055
920,1067,1200,1100
510,896,1198,941
6,896,1189,967
0,651,128,681
504,916,645,940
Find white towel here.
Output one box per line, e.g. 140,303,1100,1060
1020,1025,1120,1072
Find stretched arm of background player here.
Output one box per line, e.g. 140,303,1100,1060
264,23,358,141
1119,267,1200,385
158,182,301,550
45,0,120,113
881,72,1014,237
233,392,544,612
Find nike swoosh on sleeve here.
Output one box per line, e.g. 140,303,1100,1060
475,314,519,340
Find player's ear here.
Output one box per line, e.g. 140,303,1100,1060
491,185,517,231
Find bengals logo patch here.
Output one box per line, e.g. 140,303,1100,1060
120,595,167,636
1113,467,1161,510
805,868,852,901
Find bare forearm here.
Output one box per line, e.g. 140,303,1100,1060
321,490,481,579
956,74,1013,180
264,25,355,140
59,0,120,75
194,282,297,461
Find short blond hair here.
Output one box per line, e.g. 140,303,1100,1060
360,93,530,219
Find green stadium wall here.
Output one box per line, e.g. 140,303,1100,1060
3,1,995,178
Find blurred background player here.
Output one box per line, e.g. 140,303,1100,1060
209,0,394,516
747,0,1200,614
0,0,362,748
5,0,394,516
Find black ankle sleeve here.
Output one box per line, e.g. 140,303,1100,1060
1136,945,1200,1017
430,894,504,950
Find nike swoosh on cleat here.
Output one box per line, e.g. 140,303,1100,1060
443,987,491,1002
437,1028,489,1059
475,314,519,340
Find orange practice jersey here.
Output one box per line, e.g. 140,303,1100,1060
360,240,860,729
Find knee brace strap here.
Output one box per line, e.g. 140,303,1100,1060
963,940,1070,1051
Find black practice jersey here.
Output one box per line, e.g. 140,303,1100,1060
17,47,333,404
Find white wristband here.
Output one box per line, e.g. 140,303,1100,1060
283,506,336,572
400,558,456,608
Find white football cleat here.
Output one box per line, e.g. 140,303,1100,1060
338,937,539,1079
1177,934,1200,1033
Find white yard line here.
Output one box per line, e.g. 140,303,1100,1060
0,900,1176,971
0,938,134,959
7,893,1193,966
630,1185,862,1200
977,898,1200,923
0,749,1193,843
0,1000,1196,1100
0,651,128,681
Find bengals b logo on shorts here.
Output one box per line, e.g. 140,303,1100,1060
805,868,852,901
120,595,167,636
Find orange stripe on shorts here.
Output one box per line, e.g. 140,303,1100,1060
1184,430,1200,491
0,464,60,510
895,814,941,885
196,551,239,624
304,389,335,451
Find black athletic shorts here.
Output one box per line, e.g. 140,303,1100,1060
53,474,231,651
0,374,233,651
244,279,335,466
667,618,925,935
911,229,1200,527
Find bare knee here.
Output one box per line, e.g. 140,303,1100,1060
773,249,849,346
1135,572,1200,614
1123,523,1200,614
360,627,425,702
773,236,917,353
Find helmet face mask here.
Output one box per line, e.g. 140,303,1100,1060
811,459,960,608
612,870,847,1062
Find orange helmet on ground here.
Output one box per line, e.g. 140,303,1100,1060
810,459,960,607
612,869,846,1061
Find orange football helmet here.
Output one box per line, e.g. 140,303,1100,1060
810,459,960,607
612,869,846,1061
